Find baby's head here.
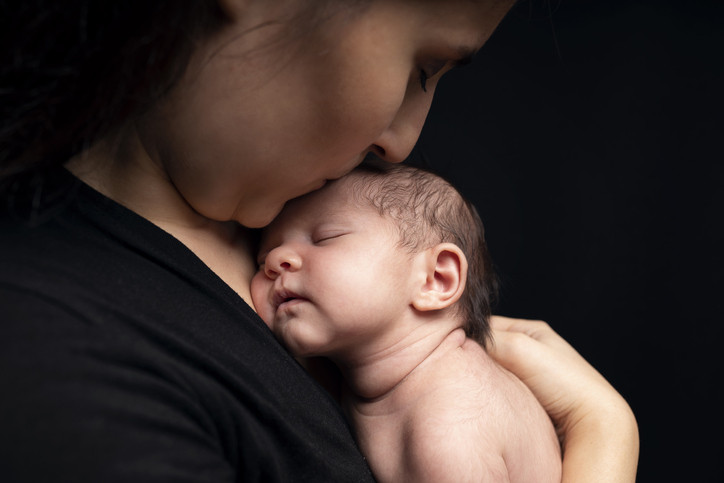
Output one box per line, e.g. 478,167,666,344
252,160,496,351
345,161,497,347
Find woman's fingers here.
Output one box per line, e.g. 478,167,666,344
489,315,575,355
488,315,621,426
488,315,639,482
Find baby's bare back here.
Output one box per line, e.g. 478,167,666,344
349,331,561,483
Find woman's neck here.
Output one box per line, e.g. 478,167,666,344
66,132,258,306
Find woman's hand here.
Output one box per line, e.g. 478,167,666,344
488,316,639,483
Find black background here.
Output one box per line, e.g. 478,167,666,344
418,1,723,481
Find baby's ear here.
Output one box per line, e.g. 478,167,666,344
411,243,467,312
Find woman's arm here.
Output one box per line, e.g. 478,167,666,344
488,316,639,483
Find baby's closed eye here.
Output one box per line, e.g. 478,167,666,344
312,232,348,244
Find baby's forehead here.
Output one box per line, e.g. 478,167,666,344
290,178,359,214
263,178,371,233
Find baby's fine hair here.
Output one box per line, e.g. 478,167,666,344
347,160,498,347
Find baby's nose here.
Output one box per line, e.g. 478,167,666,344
264,246,302,278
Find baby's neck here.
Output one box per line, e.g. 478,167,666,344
335,321,466,402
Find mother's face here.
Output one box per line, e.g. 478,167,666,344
137,0,513,227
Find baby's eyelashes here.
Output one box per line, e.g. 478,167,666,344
313,235,341,244
312,230,350,244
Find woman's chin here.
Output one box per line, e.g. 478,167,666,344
233,202,286,229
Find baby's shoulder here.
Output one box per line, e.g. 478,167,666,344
401,340,560,481
399,349,513,480
401,408,504,481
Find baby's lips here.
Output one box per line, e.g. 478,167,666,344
272,286,304,311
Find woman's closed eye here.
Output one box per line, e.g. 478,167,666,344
418,52,475,92
418,59,449,92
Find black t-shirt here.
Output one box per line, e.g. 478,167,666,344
0,170,374,482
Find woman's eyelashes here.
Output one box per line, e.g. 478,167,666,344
418,60,449,92
418,52,477,92
419,69,429,92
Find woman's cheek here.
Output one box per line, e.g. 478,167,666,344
326,66,410,144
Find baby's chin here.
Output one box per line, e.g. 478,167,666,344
275,322,335,360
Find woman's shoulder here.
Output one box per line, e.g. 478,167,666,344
0,175,374,481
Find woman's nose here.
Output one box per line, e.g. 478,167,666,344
264,246,302,278
369,88,434,164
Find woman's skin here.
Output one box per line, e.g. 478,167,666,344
68,0,512,303
67,1,638,480
490,316,639,482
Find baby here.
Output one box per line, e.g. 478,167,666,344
251,162,561,482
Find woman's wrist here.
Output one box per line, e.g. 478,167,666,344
487,316,639,482
561,394,639,483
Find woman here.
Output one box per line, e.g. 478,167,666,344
0,1,638,481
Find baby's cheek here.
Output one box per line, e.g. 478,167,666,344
249,272,274,329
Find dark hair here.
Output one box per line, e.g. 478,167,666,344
1,1,228,189
348,161,498,348
0,0,368,197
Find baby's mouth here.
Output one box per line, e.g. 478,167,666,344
273,288,306,312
